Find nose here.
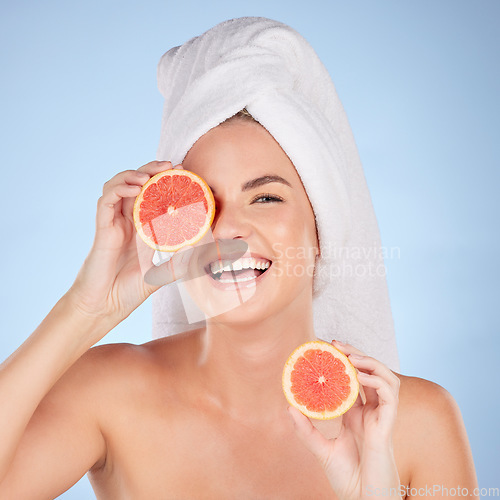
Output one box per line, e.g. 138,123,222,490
211,202,250,241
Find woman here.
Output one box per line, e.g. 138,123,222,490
0,18,477,499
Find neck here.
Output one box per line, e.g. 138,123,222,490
198,289,316,421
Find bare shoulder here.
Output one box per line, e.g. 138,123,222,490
393,373,478,489
75,328,203,393
396,373,461,421
395,373,467,447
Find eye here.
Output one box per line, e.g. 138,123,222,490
251,193,284,204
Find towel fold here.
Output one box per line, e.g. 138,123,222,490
151,17,399,371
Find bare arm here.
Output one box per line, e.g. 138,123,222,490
0,161,187,497
0,314,108,498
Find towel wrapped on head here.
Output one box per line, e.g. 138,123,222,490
152,16,399,371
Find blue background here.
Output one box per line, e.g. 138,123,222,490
1,0,498,497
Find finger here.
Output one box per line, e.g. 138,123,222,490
114,197,123,222
350,381,367,408
349,355,399,411
122,190,140,223
287,406,332,466
348,354,400,393
356,374,381,409
96,184,143,229
136,160,174,176
143,246,194,286
355,372,399,420
101,170,151,224
332,342,397,406
331,339,365,357
102,169,151,194
103,161,173,196
355,372,399,436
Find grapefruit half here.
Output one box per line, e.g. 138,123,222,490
133,169,215,252
282,341,359,420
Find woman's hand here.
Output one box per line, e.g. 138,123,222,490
287,341,402,500
68,160,191,328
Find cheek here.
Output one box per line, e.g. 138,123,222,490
265,206,318,272
271,206,316,246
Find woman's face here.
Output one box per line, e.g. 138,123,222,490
181,118,319,324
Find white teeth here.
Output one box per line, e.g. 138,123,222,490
209,257,271,275
231,261,243,271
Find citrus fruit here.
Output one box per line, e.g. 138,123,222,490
133,169,215,252
282,341,359,420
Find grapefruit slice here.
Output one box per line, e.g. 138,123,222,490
133,169,215,252
282,341,359,420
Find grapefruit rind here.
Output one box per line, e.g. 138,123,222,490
133,169,216,252
282,341,359,420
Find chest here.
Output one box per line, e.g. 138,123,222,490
90,409,338,499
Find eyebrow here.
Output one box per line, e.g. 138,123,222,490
209,174,292,195
241,174,292,192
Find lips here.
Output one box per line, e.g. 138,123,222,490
177,239,272,290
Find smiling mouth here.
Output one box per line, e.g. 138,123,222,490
205,257,272,284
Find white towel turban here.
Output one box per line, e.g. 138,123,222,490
151,17,399,371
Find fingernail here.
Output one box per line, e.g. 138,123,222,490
333,339,345,345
